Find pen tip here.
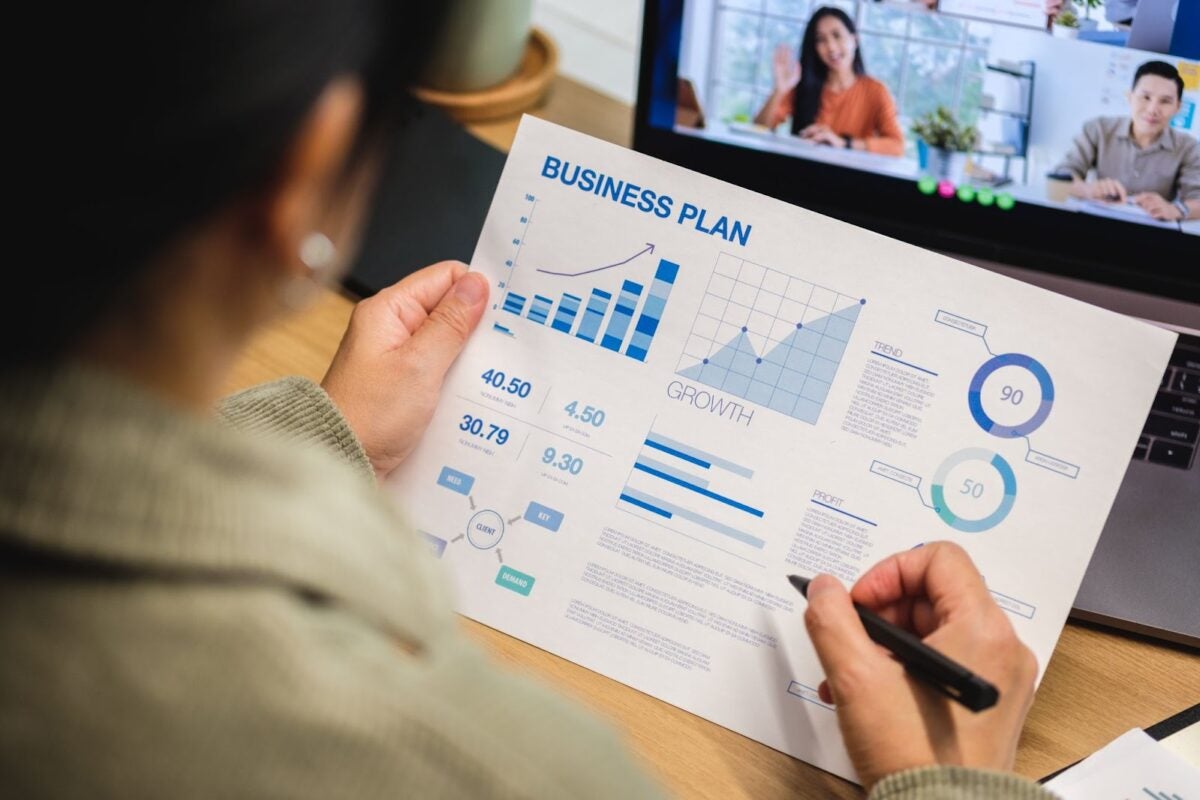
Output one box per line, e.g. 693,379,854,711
787,574,810,597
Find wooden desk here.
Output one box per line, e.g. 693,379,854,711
227,76,1199,798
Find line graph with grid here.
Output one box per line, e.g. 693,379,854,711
675,253,864,424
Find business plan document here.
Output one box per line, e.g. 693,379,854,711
388,117,1175,782
1044,729,1200,798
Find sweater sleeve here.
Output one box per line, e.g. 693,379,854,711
219,377,373,482
864,81,905,156
869,766,1057,800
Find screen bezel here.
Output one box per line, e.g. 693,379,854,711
632,0,1200,301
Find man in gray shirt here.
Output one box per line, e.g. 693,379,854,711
1055,60,1200,223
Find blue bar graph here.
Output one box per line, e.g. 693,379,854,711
502,292,527,316
632,461,763,517
527,294,553,325
501,249,676,357
619,491,672,518
644,433,754,478
575,289,612,343
619,426,765,556
625,259,678,362
492,323,514,337
550,293,582,333
600,280,644,351
635,456,709,488
619,487,766,549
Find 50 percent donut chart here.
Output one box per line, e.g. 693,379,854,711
930,448,1018,533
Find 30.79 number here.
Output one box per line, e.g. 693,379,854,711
460,414,509,445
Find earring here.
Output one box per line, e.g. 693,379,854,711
283,232,337,309
299,232,336,271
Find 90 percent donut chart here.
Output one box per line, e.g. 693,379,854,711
968,353,1054,438
936,310,1080,480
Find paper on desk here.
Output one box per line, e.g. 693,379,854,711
387,117,1177,783
1073,198,1181,229
1045,729,1200,799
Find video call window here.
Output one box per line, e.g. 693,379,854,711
711,0,992,152
668,0,1200,232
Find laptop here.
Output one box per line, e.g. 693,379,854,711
633,0,1199,646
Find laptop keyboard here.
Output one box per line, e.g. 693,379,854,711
1135,331,1199,470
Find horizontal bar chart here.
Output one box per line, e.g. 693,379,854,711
619,487,765,549
619,426,765,556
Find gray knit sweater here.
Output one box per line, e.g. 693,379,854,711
0,366,1055,799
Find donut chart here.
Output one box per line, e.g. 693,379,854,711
968,353,1054,438
930,448,1017,533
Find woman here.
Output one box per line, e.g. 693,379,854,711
3,2,1047,798
755,7,905,156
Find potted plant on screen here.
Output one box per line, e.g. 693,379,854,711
911,106,979,185
1052,7,1081,38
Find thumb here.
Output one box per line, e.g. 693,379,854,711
804,574,882,700
405,271,489,375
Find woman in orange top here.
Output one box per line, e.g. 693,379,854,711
754,7,904,157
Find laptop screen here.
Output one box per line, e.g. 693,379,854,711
635,0,1200,299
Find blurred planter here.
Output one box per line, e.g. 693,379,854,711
421,0,533,91
920,141,970,184
415,1,557,122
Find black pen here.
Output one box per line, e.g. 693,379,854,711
788,574,999,712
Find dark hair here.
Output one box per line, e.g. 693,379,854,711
790,7,866,135
1132,60,1184,101
14,1,446,365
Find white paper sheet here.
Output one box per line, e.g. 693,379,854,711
1045,729,1200,799
387,117,1176,782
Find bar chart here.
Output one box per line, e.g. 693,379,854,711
500,253,679,362
618,427,766,558
675,253,864,424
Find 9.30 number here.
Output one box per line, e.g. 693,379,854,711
542,447,583,475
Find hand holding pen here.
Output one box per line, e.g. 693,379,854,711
798,542,1039,790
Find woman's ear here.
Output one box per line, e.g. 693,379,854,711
257,79,364,283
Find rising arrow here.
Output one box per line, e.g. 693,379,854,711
535,243,655,278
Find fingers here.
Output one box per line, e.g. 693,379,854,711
1132,193,1168,217
347,260,470,351
804,575,889,702
1092,179,1124,202
851,542,992,624
376,260,469,326
401,271,489,381
1104,179,1127,203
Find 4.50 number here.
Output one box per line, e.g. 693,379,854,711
564,400,606,427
